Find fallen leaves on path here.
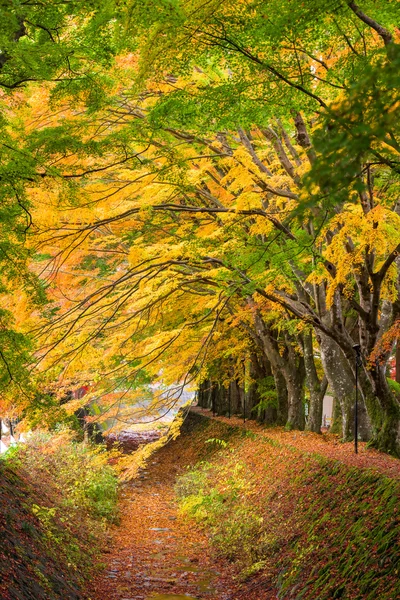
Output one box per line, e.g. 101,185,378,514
90,409,400,600
89,442,238,600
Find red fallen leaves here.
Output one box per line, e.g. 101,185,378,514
192,407,400,480
88,450,239,600
89,411,284,600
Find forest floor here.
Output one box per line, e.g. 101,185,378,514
89,408,400,600
191,407,400,480
89,427,244,600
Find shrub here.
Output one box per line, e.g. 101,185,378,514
5,428,119,581
176,458,263,570
11,428,119,524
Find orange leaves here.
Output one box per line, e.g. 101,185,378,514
25,105,305,410
369,319,400,366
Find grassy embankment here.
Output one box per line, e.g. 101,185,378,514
0,430,118,600
1,413,399,600
175,413,400,600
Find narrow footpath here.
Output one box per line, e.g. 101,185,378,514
90,408,400,600
89,433,240,600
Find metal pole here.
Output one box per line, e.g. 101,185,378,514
396,341,400,384
242,357,246,424
355,358,358,454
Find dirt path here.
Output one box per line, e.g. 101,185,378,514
89,444,237,600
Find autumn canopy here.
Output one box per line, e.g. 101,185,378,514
0,0,399,453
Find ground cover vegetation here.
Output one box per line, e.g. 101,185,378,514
175,412,400,599
0,430,118,600
24,408,397,600
0,0,399,525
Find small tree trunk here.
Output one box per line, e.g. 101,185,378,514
247,353,277,423
330,397,342,434
252,308,305,429
285,358,305,430
229,380,242,415
274,370,288,425
307,377,328,433
364,363,400,455
319,332,358,440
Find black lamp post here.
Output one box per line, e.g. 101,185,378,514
353,344,362,454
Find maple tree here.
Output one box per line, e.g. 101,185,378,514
28,89,399,449
0,0,399,454
0,0,126,411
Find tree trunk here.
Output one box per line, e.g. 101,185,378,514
363,363,400,455
274,370,288,425
247,353,278,423
285,355,305,430
306,377,328,433
316,321,370,442
302,331,327,433
253,309,305,430
330,397,342,434
230,380,243,416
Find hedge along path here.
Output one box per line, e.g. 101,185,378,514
191,407,400,480
89,430,244,600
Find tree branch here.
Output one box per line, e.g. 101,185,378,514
347,1,393,47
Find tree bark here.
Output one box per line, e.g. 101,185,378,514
302,331,326,433
252,309,305,430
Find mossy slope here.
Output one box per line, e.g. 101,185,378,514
176,413,400,599
0,463,84,600
0,434,118,600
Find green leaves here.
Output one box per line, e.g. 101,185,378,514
0,0,122,91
